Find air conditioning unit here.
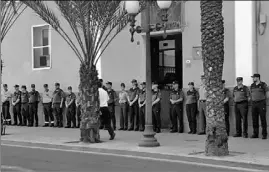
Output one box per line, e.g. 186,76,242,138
40,56,48,67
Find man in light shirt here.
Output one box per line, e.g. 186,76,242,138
42,84,54,127
2,84,12,125
98,82,115,140
198,75,207,135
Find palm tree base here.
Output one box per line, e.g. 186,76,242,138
205,130,229,156
80,125,101,143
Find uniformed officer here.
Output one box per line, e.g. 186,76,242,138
186,82,199,134
106,82,117,130
128,79,140,131
12,85,22,126
170,81,184,133
29,84,40,127
2,84,12,125
138,82,146,131
20,85,29,126
76,92,82,128
222,80,230,136
198,75,207,135
152,83,162,133
250,74,268,140
42,84,54,127
52,82,65,128
233,77,250,138
118,83,129,130
65,86,76,128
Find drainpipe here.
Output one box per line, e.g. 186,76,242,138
252,1,258,73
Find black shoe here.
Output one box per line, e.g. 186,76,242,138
65,126,71,128
188,131,193,134
198,132,206,135
134,128,139,131
50,123,54,127
233,134,242,137
109,133,116,140
43,124,49,127
243,134,248,138
170,130,177,133
192,131,197,134
71,126,76,128
124,128,127,131
140,129,144,132
35,124,38,127
18,123,22,126
99,126,104,129
178,130,184,133
12,123,17,126
119,128,124,130
128,128,134,131
113,126,116,130
76,126,80,128
262,135,267,140
156,128,161,133
251,135,259,139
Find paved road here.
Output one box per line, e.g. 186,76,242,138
1,145,268,172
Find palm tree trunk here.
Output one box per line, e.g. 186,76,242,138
79,63,101,143
200,0,229,156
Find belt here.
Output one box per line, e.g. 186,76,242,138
21,102,28,104
199,100,206,102
235,100,248,104
253,99,265,104
43,102,52,104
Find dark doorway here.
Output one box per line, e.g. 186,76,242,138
150,33,183,89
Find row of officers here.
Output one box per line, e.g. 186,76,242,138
2,83,80,128
1,73,268,140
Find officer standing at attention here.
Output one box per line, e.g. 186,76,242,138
106,82,117,130
118,83,129,130
250,74,268,140
2,84,12,125
138,82,146,131
29,84,40,127
20,85,29,126
42,84,54,127
12,85,22,126
222,80,230,136
52,83,65,128
233,77,250,138
186,82,199,134
152,83,162,133
65,86,76,128
170,81,184,133
198,75,207,135
128,79,140,131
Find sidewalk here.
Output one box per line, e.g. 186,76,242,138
1,126,269,166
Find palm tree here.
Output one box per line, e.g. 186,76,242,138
22,1,129,143
200,0,229,156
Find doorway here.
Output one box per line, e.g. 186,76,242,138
150,33,183,89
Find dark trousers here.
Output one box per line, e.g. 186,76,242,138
77,105,81,128
108,104,116,129
152,104,161,130
66,104,76,127
100,107,114,136
13,103,22,125
169,104,173,129
21,103,29,126
129,102,139,130
139,105,145,130
224,103,230,135
43,103,54,124
2,101,11,123
252,100,267,137
186,103,197,133
171,103,183,132
235,101,248,135
29,102,38,126
53,103,63,126
120,103,128,129
198,101,206,133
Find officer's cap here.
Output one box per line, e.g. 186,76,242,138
172,81,178,85
55,82,60,86
31,84,35,88
21,85,26,89
236,77,243,81
140,82,146,85
43,84,48,88
14,84,19,88
188,82,194,86
68,86,72,90
3,84,7,87
251,73,260,78
106,81,112,85
131,79,137,83
120,83,125,87
222,80,225,84
201,75,205,79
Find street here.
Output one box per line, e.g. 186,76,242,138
2,144,268,172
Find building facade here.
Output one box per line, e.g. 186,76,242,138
2,1,269,132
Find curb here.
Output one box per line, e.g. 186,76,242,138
2,139,269,170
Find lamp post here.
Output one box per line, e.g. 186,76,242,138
125,0,172,147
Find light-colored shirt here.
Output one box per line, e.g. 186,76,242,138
42,90,53,103
119,90,128,104
199,84,207,100
2,90,12,103
99,88,109,107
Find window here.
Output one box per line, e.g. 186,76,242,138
32,24,51,70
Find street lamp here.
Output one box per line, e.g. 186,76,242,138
125,0,172,147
